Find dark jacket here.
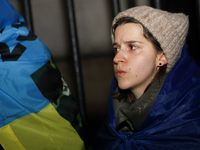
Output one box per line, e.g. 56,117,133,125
95,44,200,150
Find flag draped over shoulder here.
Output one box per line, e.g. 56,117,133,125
95,45,200,150
0,0,84,149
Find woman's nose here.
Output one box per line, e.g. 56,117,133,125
113,49,126,64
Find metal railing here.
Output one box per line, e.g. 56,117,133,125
65,0,87,125
21,0,200,127
22,0,34,32
21,0,87,125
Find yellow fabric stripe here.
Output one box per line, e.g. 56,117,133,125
0,125,25,150
0,104,84,150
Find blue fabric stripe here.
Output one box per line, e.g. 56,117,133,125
0,0,24,29
0,0,53,127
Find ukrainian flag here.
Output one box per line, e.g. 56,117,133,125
0,0,84,149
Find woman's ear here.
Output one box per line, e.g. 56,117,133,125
157,52,168,67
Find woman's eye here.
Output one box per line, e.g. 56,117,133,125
113,47,120,53
130,45,137,50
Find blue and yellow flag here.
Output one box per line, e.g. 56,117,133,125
0,0,84,149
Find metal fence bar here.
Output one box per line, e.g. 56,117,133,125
111,0,121,17
65,0,87,124
150,0,161,9
197,0,200,40
22,0,34,33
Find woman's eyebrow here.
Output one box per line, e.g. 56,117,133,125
112,41,143,47
112,43,120,47
124,40,143,44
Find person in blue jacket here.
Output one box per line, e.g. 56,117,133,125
95,6,200,150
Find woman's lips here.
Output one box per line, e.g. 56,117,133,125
116,69,126,77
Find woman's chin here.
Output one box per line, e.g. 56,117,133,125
118,84,129,91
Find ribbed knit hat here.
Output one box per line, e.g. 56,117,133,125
112,6,189,72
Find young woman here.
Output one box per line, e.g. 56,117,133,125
95,6,200,149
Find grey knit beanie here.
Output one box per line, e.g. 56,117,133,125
112,6,189,72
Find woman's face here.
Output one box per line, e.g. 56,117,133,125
113,23,162,99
